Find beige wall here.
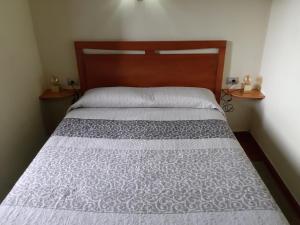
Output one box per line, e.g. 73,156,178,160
0,0,46,201
251,0,300,204
29,0,272,131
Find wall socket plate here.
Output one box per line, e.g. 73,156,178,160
226,77,239,85
66,78,78,86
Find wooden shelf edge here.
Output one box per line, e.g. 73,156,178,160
223,89,265,100
39,89,76,100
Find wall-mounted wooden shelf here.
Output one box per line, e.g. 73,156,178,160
39,89,76,100
223,89,265,100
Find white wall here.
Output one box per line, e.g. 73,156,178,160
29,0,272,131
0,0,46,200
251,0,300,204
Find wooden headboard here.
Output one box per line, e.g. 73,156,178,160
75,41,226,102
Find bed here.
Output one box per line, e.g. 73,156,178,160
0,41,289,225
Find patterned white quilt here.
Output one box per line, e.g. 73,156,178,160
0,107,289,225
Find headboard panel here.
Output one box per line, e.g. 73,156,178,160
75,41,226,102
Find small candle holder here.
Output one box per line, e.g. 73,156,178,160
50,76,61,93
243,75,252,93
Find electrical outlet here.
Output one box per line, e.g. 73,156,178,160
66,78,78,87
226,77,239,85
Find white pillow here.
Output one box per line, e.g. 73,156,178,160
70,87,222,112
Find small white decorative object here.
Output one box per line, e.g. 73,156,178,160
243,75,252,93
50,76,61,93
255,76,263,91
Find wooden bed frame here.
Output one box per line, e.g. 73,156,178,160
74,41,227,102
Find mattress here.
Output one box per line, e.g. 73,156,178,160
0,107,289,225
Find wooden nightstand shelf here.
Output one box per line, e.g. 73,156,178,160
39,89,76,100
223,89,265,100
39,89,79,135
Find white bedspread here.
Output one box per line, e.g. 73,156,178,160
0,107,289,225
